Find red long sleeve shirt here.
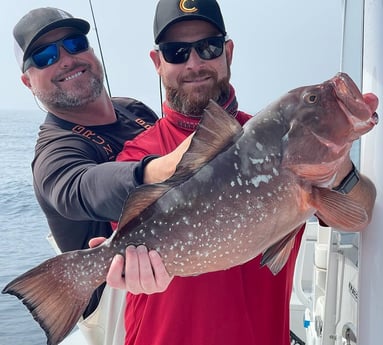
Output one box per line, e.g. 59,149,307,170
117,89,304,345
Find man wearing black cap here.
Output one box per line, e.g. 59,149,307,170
12,6,182,330
113,0,303,344
111,1,378,345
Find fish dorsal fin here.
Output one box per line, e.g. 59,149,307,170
117,184,170,230
261,226,301,275
172,100,243,180
311,187,368,230
117,100,242,231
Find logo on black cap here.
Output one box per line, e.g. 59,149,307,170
179,0,198,13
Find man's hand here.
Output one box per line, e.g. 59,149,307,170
108,245,173,294
363,92,379,114
89,238,173,294
143,133,194,184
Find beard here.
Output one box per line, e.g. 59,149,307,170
164,66,231,117
33,59,104,111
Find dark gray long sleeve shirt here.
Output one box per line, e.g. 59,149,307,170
32,97,158,253
31,98,158,317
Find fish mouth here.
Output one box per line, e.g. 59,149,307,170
331,72,379,132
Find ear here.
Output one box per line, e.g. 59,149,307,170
21,73,32,89
225,39,234,66
150,50,161,73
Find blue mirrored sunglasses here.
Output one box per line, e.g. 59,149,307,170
23,34,89,72
155,36,227,64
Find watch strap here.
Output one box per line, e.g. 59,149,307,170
332,163,360,194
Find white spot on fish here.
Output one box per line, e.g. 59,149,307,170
251,175,272,187
256,142,264,151
249,157,264,165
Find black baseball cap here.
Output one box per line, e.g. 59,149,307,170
13,7,90,71
153,0,226,44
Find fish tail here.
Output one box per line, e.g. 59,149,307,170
2,248,109,345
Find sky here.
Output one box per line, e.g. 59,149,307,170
0,0,343,113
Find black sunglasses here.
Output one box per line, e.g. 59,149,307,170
156,36,227,64
23,33,89,72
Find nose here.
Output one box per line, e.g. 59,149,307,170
185,48,204,68
57,46,74,67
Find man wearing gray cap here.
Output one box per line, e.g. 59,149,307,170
12,6,182,339
111,1,377,345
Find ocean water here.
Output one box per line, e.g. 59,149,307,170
0,109,55,345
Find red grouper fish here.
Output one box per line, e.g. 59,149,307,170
2,72,379,345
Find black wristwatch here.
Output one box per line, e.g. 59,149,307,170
332,163,360,194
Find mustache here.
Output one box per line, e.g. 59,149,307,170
179,69,217,82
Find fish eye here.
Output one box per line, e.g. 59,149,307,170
304,93,318,104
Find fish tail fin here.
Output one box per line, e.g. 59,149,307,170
312,187,368,230
261,226,302,275
2,248,108,345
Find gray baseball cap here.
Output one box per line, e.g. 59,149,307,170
14,7,90,71
153,0,226,44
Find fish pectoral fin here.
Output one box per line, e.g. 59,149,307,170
311,187,368,230
261,227,301,275
171,100,243,179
